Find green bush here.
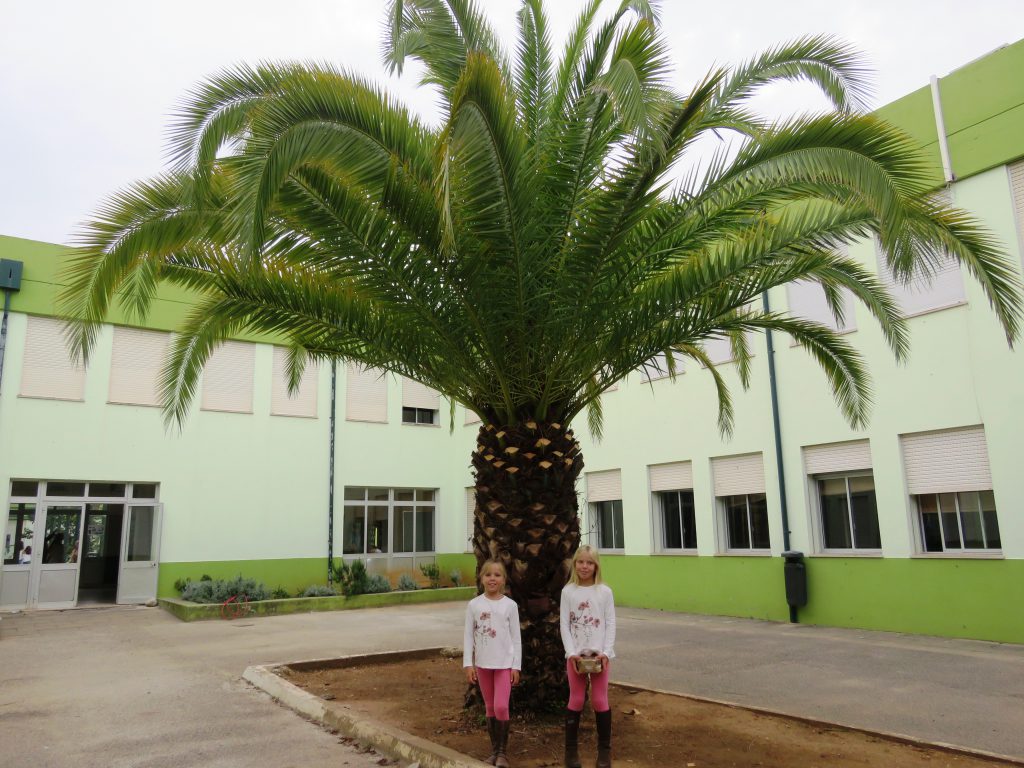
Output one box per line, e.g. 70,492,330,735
397,573,418,591
270,586,291,600
330,559,371,596
449,569,463,588
365,574,391,593
302,584,338,597
173,577,191,595
420,563,442,589
180,575,269,604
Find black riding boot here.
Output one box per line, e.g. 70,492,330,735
595,709,612,768
564,709,582,768
494,719,511,768
485,716,498,765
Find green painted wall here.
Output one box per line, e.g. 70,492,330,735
157,558,328,598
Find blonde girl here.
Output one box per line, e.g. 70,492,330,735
463,559,522,767
560,545,617,768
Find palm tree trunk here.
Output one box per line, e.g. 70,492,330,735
469,420,583,712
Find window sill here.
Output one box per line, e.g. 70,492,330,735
401,422,441,428
715,549,773,557
902,299,967,320
652,550,699,557
813,549,884,558
911,551,1004,560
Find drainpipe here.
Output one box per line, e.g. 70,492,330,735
0,259,25,399
327,359,338,584
761,291,801,623
930,75,956,184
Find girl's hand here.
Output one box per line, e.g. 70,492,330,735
598,654,610,670
511,670,521,686
569,655,582,670
465,666,478,684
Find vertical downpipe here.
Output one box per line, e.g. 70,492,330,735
762,292,796,622
930,75,956,184
327,359,338,584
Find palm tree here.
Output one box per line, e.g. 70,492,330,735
61,0,1021,709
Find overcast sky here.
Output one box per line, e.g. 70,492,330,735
2,0,1022,245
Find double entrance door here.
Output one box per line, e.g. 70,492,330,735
17,502,161,609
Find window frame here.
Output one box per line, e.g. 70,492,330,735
914,490,1001,556
590,499,625,552
340,486,438,556
811,471,882,555
401,406,439,426
653,489,697,553
717,493,771,554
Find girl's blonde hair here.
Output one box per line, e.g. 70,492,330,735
568,545,604,586
479,558,508,582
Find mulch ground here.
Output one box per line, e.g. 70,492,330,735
283,654,1015,768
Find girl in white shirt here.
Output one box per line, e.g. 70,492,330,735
463,559,521,767
560,545,616,768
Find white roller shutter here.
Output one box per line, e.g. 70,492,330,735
465,407,481,425
901,426,992,494
270,346,318,418
786,280,856,333
403,378,440,410
345,363,388,422
649,461,693,492
803,440,872,475
19,315,86,401
200,340,255,413
586,469,622,502
712,453,765,496
465,487,475,552
108,327,170,406
1010,160,1024,254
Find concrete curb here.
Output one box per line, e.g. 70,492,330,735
244,649,490,768
246,648,1024,768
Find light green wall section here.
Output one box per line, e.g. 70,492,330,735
801,558,1024,643
436,553,476,586
601,555,789,621
157,558,327,597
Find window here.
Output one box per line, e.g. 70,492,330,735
818,475,881,550
917,491,1000,553
402,407,438,425
108,327,170,407
639,351,686,382
200,340,254,414
4,503,35,564
19,315,86,401
585,469,623,550
270,346,318,418
900,426,999,555
402,378,440,426
786,278,856,336
721,494,770,550
649,461,696,551
803,440,878,552
593,500,624,550
341,487,437,555
712,453,769,552
657,491,696,550
345,363,388,423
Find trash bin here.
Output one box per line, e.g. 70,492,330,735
782,550,807,608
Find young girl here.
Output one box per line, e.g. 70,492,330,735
560,545,616,768
463,559,522,767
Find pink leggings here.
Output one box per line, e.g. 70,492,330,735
476,668,512,720
566,658,610,713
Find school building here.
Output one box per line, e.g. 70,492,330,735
1,40,1023,643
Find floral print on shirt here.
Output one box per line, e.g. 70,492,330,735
474,610,499,648
568,599,602,651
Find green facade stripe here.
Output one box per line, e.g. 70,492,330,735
157,558,328,598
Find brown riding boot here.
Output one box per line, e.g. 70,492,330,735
564,709,582,768
485,716,499,765
595,710,612,768
494,719,511,768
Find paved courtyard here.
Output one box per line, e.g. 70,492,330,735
0,602,1021,767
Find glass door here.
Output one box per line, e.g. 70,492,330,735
37,504,85,609
116,503,162,604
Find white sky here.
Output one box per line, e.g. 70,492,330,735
1,0,1022,245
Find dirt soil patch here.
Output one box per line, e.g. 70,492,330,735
283,654,1015,768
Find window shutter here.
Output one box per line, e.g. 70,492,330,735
702,336,735,365
901,426,992,494
108,327,170,406
465,407,481,425
786,280,856,333
270,347,318,418
649,461,693,492
19,315,86,401
465,487,475,552
200,341,255,413
803,440,872,475
586,469,622,502
875,190,964,317
402,378,440,410
712,453,765,496
1010,160,1024,256
345,363,388,422
639,351,686,381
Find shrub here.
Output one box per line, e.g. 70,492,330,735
365,574,392,594
331,559,371,596
173,577,191,595
180,575,269,604
420,563,442,589
302,584,338,597
270,586,291,600
449,569,463,588
397,573,418,591
200,574,212,582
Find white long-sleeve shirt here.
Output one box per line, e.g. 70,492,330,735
463,594,523,670
560,583,616,659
